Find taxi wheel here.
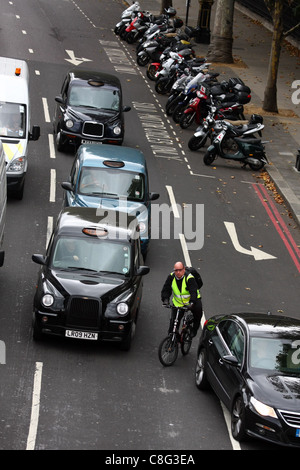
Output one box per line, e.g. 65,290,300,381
56,129,65,152
119,322,135,351
32,317,43,341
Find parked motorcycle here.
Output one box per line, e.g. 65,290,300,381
202,117,267,170
188,108,264,151
114,1,140,36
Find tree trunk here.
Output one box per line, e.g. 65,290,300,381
160,0,173,14
263,1,284,112
206,0,235,63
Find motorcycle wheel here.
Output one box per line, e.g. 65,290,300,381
203,150,216,166
137,52,149,66
180,112,196,129
166,96,180,116
248,160,265,171
172,103,185,123
188,134,208,151
155,78,169,95
126,32,136,44
147,64,158,81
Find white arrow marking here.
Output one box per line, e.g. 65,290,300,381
224,221,276,260
65,50,92,66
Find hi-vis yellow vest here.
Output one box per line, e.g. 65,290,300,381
171,273,201,307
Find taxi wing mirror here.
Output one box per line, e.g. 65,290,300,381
55,95,64,104
123,105,131,112
149,192,160,201
136,266,150,276
32,254,47,266
61,181,74,192
29,125,40,141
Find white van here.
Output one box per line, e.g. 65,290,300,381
0,57,40,199
0,140,6,266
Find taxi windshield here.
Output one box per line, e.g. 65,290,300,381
50,236,131,275
68,83,120,111
249,337,300,375
78,167,145,201
0,101,26,138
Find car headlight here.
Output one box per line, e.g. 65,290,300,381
113,125,121,135
7,157,25,172
250,397,278,419
116,302,129,315
42,294,54,307
65,119,74,129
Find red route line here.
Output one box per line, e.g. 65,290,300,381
252,183,300,273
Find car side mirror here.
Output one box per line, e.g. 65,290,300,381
55,95,64,104
29,125,40,141
136,266,150,276
149,192,160,201
32,254,47,266
61,181,74,192
0,251,4,267
123,105,131,112
222,355,239,367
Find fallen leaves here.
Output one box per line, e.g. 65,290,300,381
256,171,285,205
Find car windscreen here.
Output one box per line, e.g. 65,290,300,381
50,236,131,275
0,101,26,138
78,167,145,201
68,83,120,111
249,336,300,375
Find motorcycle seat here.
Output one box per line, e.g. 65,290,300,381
234,137,261,144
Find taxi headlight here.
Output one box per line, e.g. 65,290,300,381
8,157,25,172
113,125,121,135
66,119,74,129
42,294,54,308
116,302,129,315
250,397,278,419
139,221,146,233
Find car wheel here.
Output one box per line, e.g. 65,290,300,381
195,348,210,390
56,129,65,152
32,317,43,341
231,395,247,441
119,322,135,351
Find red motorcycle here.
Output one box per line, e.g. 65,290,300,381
179,85,246,129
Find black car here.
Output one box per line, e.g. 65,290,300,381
53,69,131,150
195,312,300,447
32,207,149,350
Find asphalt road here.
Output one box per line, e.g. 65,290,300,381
0,0,299,454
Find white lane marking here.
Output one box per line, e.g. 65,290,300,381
42,97,51,123
224,221,276,260
165,185,180,218
50,169,56,202
48,134,55,159
26,362,43,450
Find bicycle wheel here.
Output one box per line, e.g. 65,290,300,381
180,328,192,355
158,335,178,366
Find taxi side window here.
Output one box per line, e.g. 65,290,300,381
61,76,70,102
219,320,245,365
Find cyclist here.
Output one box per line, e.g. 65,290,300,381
161,261,203,338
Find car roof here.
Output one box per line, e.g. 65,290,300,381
77,144,147,174
56,207,139,241
68,69,121,88
220,312,300,338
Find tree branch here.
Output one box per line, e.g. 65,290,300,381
283,20,300,37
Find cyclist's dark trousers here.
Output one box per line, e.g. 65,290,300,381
190,298,203,334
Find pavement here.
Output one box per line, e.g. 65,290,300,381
123,0,300,227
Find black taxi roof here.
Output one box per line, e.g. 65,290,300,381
68,69,122,89
56,207,139,241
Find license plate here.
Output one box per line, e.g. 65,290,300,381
65,330,98,340
81,140,102,144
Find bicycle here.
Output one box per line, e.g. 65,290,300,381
158,304,194,367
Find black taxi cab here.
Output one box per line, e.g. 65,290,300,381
32,207,149,350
